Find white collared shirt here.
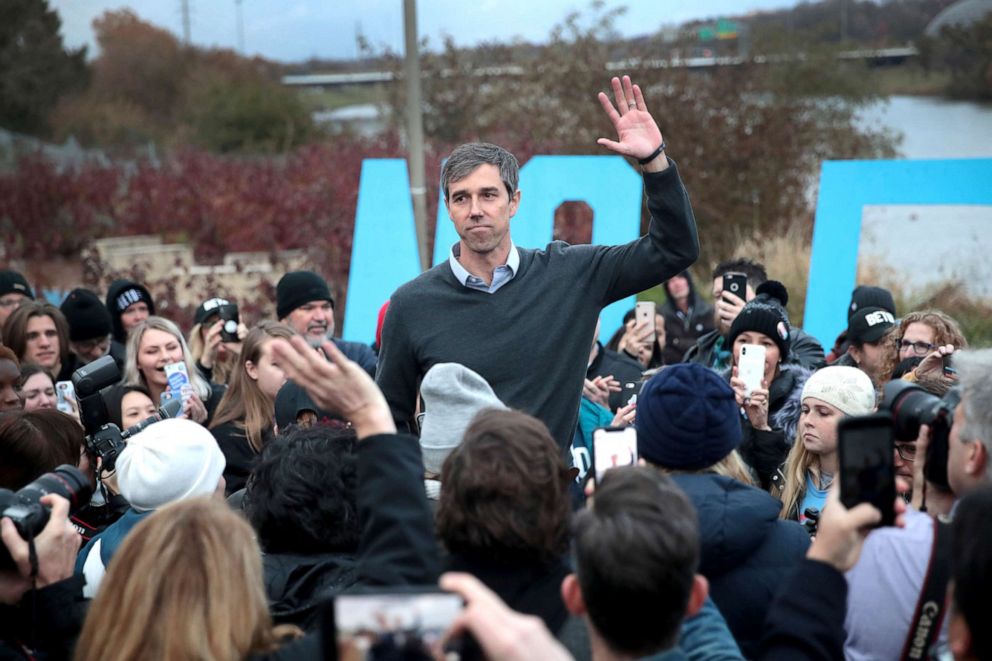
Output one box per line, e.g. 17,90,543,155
448,242,519,294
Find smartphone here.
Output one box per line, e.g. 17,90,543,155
55,381,76,414
323,588,479,661
217,303,241,343
943,354,956,377
737,344,767,397
838,414,896,527
593,426,637,483
635,301,656,334
722,272,748,303
164,362,192,406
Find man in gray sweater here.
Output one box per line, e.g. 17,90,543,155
376,75,700,451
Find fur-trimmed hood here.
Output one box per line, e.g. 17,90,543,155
721,362,810,441
768,363,811,442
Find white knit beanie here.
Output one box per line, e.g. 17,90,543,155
116,418,227,511
419,363,506,475
801,366,877,416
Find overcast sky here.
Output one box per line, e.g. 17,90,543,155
52,0,801,63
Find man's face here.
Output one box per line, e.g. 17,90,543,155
667,275,690,301
120,301,150,333
899,322,937,361
70,334,112,364
446,164,520,258
947,396,983,496
850,340,887,382
25,315,60,369
0,292,28,327
711,277,755,335
284,300,334,342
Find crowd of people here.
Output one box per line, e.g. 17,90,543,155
1,75,990,661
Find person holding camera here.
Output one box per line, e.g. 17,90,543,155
122,316,225,425
1,493,84,659
684,259,825,372
724,282,810,490
189,296,248,385
844,349,992,660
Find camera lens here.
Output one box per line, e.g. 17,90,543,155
19,465,93,511
881,380,940,442
224,320,238,334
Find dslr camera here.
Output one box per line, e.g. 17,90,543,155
74,355,182,473
879,380,960,490
0,465,92,570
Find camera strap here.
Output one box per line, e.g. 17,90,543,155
900,518,953,660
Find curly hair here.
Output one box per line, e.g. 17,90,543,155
436,409,572,565
898,309,968,350
243,424,360,554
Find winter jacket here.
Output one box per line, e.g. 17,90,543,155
733,364,810,490
685,327,827,373
331,337,377,378
671,473,810,659
263,552,358,630
586,342,644,411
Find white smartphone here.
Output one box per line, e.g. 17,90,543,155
738,344,767,397
592,426,638,484
635,301,656,334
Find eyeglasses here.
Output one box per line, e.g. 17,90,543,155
894,442,917,461
0,297,23,309
898,339,936,356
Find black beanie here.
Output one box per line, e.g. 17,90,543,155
276,271,334,320
105,279,156,343
60,288,113,341
727,280,791,359
0,270,34,299
848,285,896,321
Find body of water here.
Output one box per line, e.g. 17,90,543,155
860,95,992,160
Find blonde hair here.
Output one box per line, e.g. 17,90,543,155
75,498,300,661
124,316,211,401
188,322,238,385
209,322,296,452
653,450,754,487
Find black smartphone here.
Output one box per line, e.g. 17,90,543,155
721,272,748,303
942,354,957,377
321,587,480,661
217,303,240,343
592,426,637,484
838,413,896,527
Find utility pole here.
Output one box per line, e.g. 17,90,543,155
181,0,191,45
840,0,848,42
235,0,245,53
404,0,430,271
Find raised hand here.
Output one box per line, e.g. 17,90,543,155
270,335,395,439
596,75,667,171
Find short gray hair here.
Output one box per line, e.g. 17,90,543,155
955,348,992,481
440,143,519,201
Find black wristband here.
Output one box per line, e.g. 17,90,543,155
638,142,666,165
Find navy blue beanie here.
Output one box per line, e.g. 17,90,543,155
635,363,742,470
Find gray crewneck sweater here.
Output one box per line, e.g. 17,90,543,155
376,161,699,450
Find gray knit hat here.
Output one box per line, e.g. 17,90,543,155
419,363,506,475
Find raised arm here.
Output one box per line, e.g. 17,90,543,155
271,337,440,585
597,75,668,174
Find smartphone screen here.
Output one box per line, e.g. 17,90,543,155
838,414,896,527
327,589,466,661
737,344,766,397
722,272,748,303
635,301,656,334
593,426,637,483
55,381,76,414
